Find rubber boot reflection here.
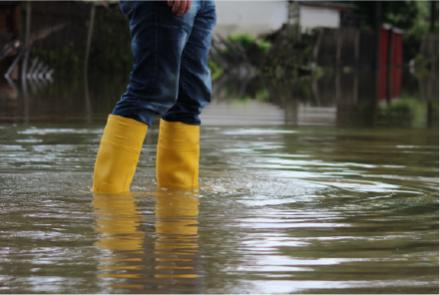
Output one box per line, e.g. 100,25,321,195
93,193,145,290
154,190,200,282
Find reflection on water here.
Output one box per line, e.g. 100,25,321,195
0,67,437,127
0,123,437,293
154,191,199,282
93,191,201,293
93,193,145,287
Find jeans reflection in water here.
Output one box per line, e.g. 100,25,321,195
93,191,201,292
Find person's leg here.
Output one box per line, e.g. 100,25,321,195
113,0,200,126
93,1,199,193
162,0,216,125
156,0,216,189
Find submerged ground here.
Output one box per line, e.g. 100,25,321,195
0,116,438,293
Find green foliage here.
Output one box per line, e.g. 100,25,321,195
208,59,223,81
376,97,427,127
383,1,420,29
228,33,271,54
406,1,430,37
354,1,424,31
262,25,315,82
210,25,317,101
255,87,269,101
216,33,272,69
217,26,316,81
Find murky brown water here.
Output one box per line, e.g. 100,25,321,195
0,119,438,293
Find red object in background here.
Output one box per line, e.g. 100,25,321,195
377,25,403,101
390,29,403,98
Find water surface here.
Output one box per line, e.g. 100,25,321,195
0,122,438,293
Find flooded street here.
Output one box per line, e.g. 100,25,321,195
0,0,438,292
0,116,438,293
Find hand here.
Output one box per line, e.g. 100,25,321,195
167,0,192,16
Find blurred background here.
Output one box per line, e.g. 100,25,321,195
0,0,438,127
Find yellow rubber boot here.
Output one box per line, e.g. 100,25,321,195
156,119,200,189
92,114,147,193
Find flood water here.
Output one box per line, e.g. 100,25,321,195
0,73,439,293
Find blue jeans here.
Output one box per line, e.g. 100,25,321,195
113,0,216,126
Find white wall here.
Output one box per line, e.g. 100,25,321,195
299,5,340,31
215,0,288,37
214,1,341,36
